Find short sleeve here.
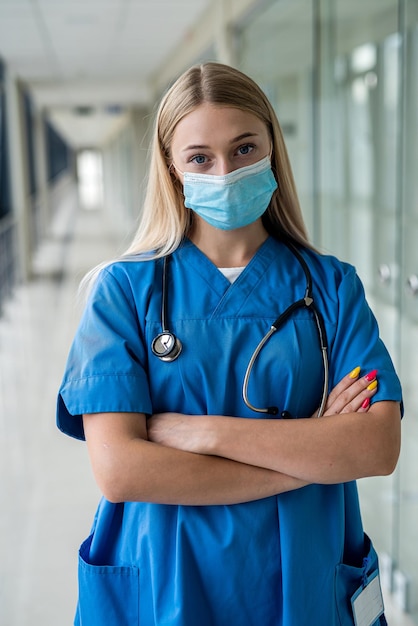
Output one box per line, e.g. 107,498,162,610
57,266,153,440
329,264,403,415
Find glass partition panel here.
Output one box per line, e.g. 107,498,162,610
398,1,418,619
318,0,402,581
237,0,315,236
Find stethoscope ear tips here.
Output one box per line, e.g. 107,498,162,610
151,332,183,362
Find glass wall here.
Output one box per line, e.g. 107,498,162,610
398,0,418,618
238,0,316,237
0,60,10,221
0,58,15,311
237,0,418,621
45,120,72,183
319,0,402,576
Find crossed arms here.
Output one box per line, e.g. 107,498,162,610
82,369,401,505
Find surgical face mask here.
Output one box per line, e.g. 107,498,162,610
176,156,278,231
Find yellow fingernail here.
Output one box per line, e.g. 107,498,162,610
367,380,378,391
349,366,361,379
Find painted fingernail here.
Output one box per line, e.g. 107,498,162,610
365,369,377,382
349,366,361,379
362,398,370,409
367,380,378,391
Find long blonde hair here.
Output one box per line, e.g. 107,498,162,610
123,62,311,258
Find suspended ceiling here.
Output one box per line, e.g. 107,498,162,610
0,0,212,146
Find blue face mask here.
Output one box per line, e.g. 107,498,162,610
180,156,278,231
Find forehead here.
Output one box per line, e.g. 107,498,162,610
171,102,268,149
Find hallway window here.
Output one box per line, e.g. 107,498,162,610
77,149,104,211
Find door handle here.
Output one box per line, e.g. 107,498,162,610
378,264,391,284
406,274,418,296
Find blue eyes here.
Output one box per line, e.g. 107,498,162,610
191,154,207,165
238,144,253,155
189,144,255,166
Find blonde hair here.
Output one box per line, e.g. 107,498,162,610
123,61,311,258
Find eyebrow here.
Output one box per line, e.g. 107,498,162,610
181,132,259,152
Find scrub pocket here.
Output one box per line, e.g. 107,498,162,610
335,533,385,626
76,534,140,626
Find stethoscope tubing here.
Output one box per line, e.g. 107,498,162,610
241,297,329,418
151,239,329,418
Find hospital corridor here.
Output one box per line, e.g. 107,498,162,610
1,1,418,625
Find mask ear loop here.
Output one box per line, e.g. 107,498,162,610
170,162,184,176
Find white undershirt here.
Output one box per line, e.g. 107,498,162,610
218,266,246,283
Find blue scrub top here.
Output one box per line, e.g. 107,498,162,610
57,237,402,626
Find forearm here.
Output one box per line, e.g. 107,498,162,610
112,441,307,505
148,372,401,484
205,402,401,483
83,413,307,505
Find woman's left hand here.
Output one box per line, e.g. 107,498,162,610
312,366,378,417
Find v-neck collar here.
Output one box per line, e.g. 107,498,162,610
176,237,282,317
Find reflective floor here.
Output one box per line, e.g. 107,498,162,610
0,185,414,625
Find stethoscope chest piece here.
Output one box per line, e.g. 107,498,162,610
151,255,183,362
151,332,182,362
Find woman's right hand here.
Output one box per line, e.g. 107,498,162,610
313,366,378,417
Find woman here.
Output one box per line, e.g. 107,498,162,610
57,62,402,625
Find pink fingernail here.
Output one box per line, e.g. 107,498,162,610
365,369,377,382
362,398,370,409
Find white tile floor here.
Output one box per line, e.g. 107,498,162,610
0,185,415,625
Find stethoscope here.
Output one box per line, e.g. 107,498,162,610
151,240,329,418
